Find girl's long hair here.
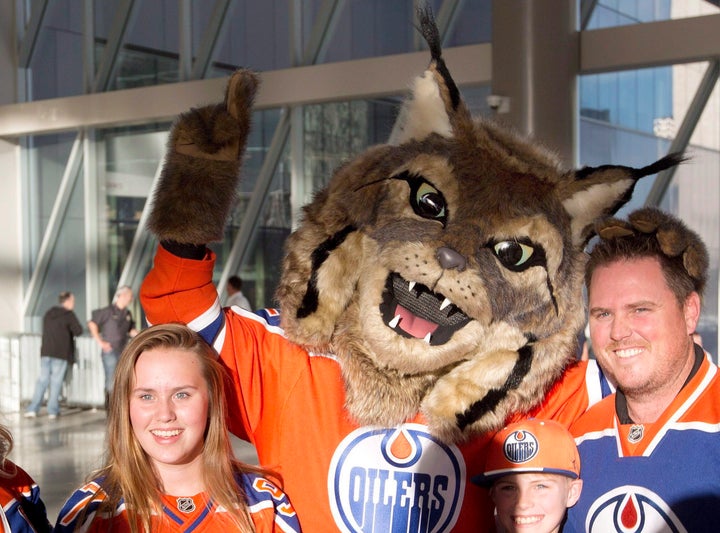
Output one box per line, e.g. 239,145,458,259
85,323,273,532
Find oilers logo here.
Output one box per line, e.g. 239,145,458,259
503,430,538,464
586,486,687,533
328,424,465,532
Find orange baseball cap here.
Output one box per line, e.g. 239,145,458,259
472,418,580,487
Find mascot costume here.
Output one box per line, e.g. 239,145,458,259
141,8,682,531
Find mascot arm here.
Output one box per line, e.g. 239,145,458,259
141,244,219,326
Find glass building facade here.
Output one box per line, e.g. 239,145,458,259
0,0,718,356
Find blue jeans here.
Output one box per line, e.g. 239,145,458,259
101,350,119,394
27,357,68,416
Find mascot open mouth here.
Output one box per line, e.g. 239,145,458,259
380,273,472,346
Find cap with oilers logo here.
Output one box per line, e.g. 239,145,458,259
472,418,580,487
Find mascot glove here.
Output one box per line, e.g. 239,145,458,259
148,69,260,245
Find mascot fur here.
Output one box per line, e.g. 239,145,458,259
141,7,682,531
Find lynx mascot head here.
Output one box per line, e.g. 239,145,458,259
149,8,681,443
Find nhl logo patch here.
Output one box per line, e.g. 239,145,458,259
176,497,196,513
628,424,644,443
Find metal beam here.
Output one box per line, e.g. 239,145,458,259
18,0,50,68
83,129,109,311
191,0,235,79
83,0,95,94
579,0,598,30
116,151,166,294
581,14,720,74
436,0,465,46
23,132,84,315
0,43,491,137
644,59,720,207
93,0,139,93
179,0,192,81
302,0,345,65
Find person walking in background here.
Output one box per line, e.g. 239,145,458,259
87,285,138,409
24,291,83,420
0,423,51,531
226,275,252,311
54,323,301,532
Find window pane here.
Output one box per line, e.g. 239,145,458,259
582,0,717,29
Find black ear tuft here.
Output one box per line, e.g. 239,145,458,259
575,152,685,181
415,4,460,110
416,5,442,61
631,152,686,179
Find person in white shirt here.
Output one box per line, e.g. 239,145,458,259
226,275,252,311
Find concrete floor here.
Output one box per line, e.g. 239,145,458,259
3,407,258,523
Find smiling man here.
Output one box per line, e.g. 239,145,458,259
566,207,720,533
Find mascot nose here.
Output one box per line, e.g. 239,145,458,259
436,247,467,272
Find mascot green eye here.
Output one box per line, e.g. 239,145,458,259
394,172,447,224
491,240,545,272
414,182,446,219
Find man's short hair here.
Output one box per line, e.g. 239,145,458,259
585,208,708,305
227,275,243,291
112,285,133,305
58,291,73,304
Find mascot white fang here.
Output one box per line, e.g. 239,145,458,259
141,7,683,531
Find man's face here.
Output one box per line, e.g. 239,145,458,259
117,289,133,309
588,257,699,400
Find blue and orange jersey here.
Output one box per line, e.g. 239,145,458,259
567,354,720,532
0,461,50,532
54,472,300,532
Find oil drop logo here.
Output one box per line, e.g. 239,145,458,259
586,486,687,533
329,424,465,532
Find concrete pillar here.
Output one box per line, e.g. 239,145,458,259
491,0,578,166
0,0,23,332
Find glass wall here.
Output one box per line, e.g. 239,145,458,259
584,0,719,28
22,132,85,330
22,0,491,102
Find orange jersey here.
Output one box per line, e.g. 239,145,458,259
54,472,300,532
141,245,601,532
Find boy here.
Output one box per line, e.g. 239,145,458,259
473,419,583,533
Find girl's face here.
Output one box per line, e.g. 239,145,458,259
130,348,209,475
491,473,582,533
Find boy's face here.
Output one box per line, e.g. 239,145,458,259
490,473,583,533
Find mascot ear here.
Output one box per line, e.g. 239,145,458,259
388,6,474,145
561,153,685,247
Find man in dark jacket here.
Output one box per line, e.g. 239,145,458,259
24,291,83,419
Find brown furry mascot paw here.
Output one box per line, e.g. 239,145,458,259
148,69,259,244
